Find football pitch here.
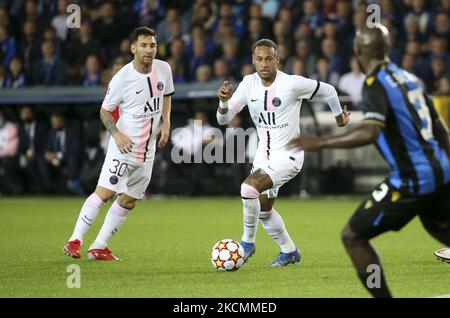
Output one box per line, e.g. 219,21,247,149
0,197,448,298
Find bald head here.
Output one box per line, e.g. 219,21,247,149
355,23,390,60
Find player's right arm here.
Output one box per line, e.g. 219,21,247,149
101,73,134,154
216,80,247,125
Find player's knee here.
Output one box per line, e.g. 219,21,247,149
259,210,272,220
117,195,136,210
241,183,260,199
95,187,115,202
341,224,366,249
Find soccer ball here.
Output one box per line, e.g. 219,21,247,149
211,239,245,271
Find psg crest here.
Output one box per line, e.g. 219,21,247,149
109,175,118,185
272,97,281,107
157,81,164,91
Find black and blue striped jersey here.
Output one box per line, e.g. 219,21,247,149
361,62,450,195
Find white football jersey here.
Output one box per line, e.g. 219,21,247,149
102,59,174,162
227,70,320,156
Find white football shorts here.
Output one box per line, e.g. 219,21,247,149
97,150,154,200
251,148,304,198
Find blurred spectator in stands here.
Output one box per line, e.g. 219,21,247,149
118,38,133,63
335,0,352,33
320,37,343,74
425,55,449,93
244,18,265,51
4,57,26,88
294,21,313,43
273,20,293,53
185,24,215,59
286,40,316,77
402,52,420,75
249,3,272,36
241,64,254,78
0,25,17,67
277,43,290,71
166,57,186,84
187,39,213,81
189,2,217,32
30,41,66,85
67,21,102,68
253,0,279,20
51,0,71,41
0,108,22,195
221,39,241,79
82,55,101,87
290,58,306,76
212,2,245,40
80,122,105,193
311,57,339,88
43,26,62,57
0,65,5,88
38,0,58,20
407,0,432,35
133,0,165,27
20,20,41,73
168,37,187,73
18,105,51,194
213,20,237,48
301,0,325,32
352,5,367,30
404,13,427,44
20,0,46,31
157,7,189,44
338,56,365,108
166,19,190,45
213,59,233,82
195,64,213,83
434,76,450,95
93,2,126,60
432,12,449,39
45,112,83,195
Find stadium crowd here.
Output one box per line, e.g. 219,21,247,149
0,0,449,195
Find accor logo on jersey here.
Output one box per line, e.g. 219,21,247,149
258,112,276,125
134,98,161,119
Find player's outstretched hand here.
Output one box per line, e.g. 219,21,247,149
288,135,323,152
335,105,350,127
112,131,134,154
157,120,170,148
217,81,232,102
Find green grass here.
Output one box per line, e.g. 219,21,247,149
0,197,448,298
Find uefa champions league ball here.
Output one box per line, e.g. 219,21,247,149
211,239,245,271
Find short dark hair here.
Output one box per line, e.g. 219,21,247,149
131,26,157,43
253,39,278,54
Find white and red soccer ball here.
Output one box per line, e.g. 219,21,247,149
211,239,245,271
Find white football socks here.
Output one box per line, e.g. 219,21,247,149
259,209,296,253
241,184,261,243
69,193,105,244
90,200,130,250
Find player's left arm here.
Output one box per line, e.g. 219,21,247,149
292,76,350,127
158,95,171,148
290,78,386,151
158,63,175,148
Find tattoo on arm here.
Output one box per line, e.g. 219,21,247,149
100,108,118,135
